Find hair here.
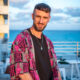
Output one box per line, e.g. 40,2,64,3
33,3,51,13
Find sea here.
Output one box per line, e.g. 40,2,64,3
1,30,80,79
9,30,80,42
9,30,80,59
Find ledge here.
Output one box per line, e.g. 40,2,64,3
0,24,9,33
0,6,8,14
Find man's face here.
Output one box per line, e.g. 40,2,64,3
32,9,51,32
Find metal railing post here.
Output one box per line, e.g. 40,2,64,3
77,42,78,56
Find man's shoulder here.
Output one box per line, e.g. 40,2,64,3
14,29,30,42
21,29,30,36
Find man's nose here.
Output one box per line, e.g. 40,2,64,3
39,18,43,23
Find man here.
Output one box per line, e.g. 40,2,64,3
10,3,62,80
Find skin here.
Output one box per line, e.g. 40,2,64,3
19,9,62,80
30,9,50,39
19,73,33,80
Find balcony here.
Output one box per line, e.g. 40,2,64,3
0,24,9,33
0,5,8,14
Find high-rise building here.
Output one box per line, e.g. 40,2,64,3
0,0,9,38
0,0,9,61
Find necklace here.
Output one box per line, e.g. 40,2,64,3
30,28,43,50
36,35,43,51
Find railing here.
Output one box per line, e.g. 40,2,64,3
3,41,80,79
0,41,80,61
8,41,80,56
8,42,12,51
53,41,80,57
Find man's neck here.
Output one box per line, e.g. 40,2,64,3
30,26,42,39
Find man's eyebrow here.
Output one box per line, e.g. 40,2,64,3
43,16,48,18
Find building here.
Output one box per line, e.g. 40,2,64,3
0,0,9,38
0,0,9,62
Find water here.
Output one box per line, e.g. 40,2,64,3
9,30,80,42
5,30,80,80
9,30,80,58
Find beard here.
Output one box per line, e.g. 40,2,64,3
33,22,47,32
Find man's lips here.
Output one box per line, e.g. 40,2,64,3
38,23,44,26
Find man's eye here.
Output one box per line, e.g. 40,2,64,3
36,16,40,18
44,17,48,19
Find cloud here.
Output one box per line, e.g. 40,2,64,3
70,17,80,23
52,8,63,13
23,0,41,12
9,5,32,21
10,19,32,30
51,16,65,21
51,11,70,23
9,6,21,20
10,0,30,3
9,0,80,30
65,7,80,17
10,0,30,8
10,0,45,21
50,7,80,24
47,21,80,30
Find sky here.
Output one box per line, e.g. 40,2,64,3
9,0,80,30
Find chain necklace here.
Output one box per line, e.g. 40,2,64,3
36,35,43,51
30,28,43,50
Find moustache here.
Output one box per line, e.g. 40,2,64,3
38,23,44,25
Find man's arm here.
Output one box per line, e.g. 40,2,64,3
58,71,62,80
19,73,33,80
10,34,31,80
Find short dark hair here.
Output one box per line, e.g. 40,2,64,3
34,3,51,13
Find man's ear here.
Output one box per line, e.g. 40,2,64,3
48,15,51,22
32,13,34,20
